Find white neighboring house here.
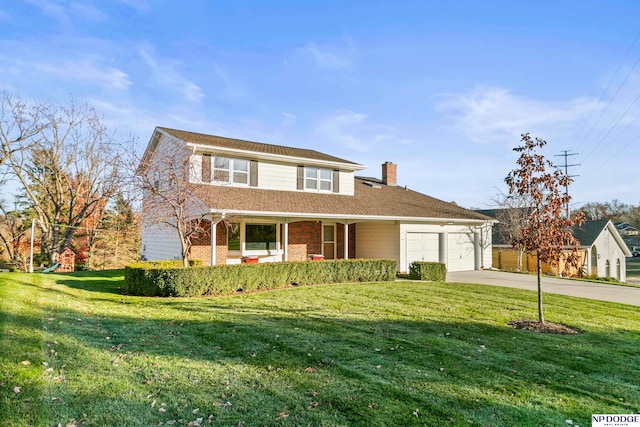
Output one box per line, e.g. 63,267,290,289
139,127,495,273
575,220,632,281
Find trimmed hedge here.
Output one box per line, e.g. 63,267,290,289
409,262,446,281
124,259,397,297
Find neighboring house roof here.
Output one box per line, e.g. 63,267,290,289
614,222,639,235
478,209,631,256
571,219,609,246
158,127,362,167
191,177,494,222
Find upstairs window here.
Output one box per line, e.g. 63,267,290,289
305,167,332,191
206,156,249,185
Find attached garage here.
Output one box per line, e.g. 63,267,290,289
406,232,440,267
447,232,476,272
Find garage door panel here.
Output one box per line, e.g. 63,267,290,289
406,233,439,269
447,233,475,272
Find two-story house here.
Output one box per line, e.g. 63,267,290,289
139,127,494,273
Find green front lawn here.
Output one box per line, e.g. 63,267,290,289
1,271,639,426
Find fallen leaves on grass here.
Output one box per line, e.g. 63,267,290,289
20,360,31,366
275,412,289,420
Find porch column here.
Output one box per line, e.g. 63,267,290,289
473,230,481,270
439,232,447,264
283,221,289,262
344,222,349,259
210,219,218,266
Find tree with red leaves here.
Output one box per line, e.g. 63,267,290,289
505,133,584,324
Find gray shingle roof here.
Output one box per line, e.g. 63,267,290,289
159,127,361,166
191,178,493,221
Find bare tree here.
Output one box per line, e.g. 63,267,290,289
505,133,584,324
3,97,125,264
136,140,209,268
490,192,532,271
0,92,47,167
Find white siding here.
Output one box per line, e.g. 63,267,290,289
339,171,355,196
356,222,400,266
189,154,203,183
141,223,182,261
187,156,358,195
258,162,298,191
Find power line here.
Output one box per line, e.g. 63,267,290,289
555,150,580,218
573,30,640,144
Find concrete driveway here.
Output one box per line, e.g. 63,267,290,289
447,270,640,307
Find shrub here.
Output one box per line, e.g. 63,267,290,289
124,259,397,297
409,262,446,281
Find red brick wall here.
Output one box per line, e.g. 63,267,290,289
190,219,212,265
288,221,321,261
190,220,355,265
189,220,229,265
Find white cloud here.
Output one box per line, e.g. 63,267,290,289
25,0,106,29
315,110,399,152
139,46,204,103
301,41,354,71
435,86,597,146
38,60,131,90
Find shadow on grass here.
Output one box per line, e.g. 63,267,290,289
3,273,640,426
3,292,639,426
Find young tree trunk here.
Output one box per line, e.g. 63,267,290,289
537,251,544,324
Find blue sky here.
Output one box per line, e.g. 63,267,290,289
2,0,640,209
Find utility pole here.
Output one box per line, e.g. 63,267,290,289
555,150,580,218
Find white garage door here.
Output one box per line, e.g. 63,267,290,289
447,233,476,272
406,232,439,271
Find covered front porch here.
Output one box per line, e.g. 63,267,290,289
189,217,357,266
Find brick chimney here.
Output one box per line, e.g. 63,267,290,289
381,161,397,186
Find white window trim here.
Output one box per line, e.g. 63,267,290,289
304,167,333,192
212,156,250,186
227,220,282,256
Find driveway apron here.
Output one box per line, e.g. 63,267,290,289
447,270,640,307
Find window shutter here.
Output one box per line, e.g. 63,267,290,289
333,170,340,193
202,154,211,183
297,166,304,190
250,160,258,187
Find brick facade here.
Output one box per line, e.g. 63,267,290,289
287,221,322,261
190,220,355,264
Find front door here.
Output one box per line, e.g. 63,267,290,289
323,225,335,259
